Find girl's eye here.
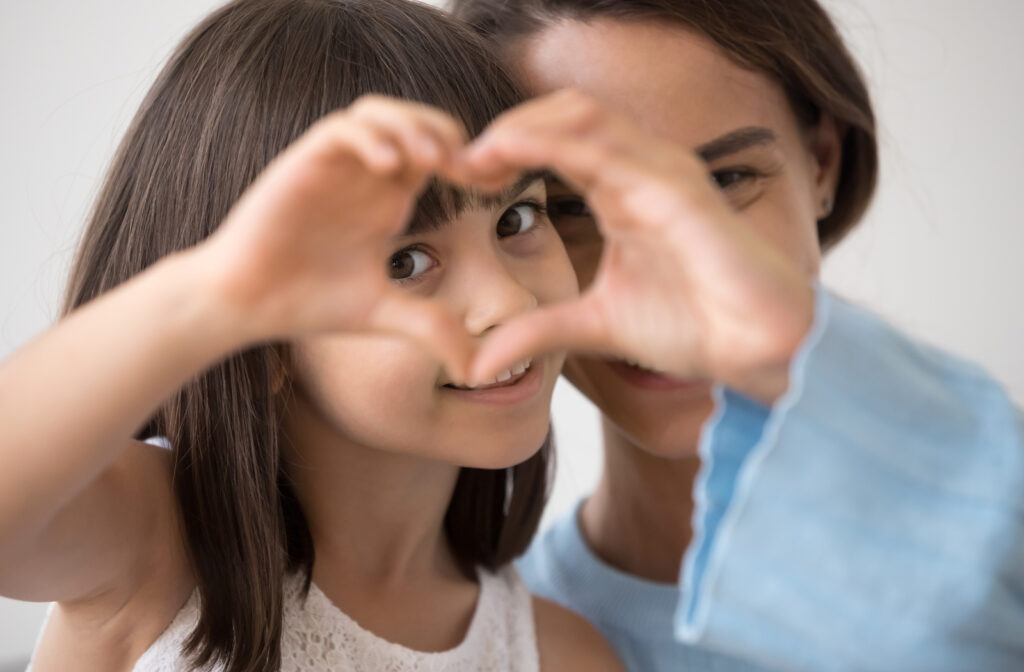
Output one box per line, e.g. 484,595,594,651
547,197,591,219
711,169,755,191
496,202,544,238
388,248,434,281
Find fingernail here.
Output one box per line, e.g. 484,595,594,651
462,140,490,164
419,137,440,162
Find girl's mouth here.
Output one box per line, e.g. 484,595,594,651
441,358,544,405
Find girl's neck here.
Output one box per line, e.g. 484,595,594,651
579,417,701,585
283,394,483,653
285,397,465,590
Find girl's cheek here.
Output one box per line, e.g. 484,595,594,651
503,230,547,258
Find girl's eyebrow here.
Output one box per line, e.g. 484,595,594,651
403,170,551,236
483,169,553,209
696,126,777,163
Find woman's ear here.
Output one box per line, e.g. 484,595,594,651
808,113,845,220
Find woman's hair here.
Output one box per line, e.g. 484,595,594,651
61,1,551,670
449,0,878,250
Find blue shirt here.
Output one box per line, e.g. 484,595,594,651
521,286,1024,671
519,500,773,672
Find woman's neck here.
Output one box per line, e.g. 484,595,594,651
579,416,702,584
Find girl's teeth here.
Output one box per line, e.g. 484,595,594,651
448,359,533,390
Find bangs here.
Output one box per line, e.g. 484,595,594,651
312,0,527,234
410,170,552,235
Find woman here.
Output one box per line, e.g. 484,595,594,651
449,1,1024,670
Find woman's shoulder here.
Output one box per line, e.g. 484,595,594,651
531,595,625,672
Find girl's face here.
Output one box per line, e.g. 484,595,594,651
513,19,837,457
287,178,578,469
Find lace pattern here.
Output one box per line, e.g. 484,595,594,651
131,565,539,671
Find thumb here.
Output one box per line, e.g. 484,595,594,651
367,290,476,385
471,296,610,385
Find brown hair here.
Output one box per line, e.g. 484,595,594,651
61,1,550,670
449,0,878,250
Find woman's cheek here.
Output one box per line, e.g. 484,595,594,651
743,190,821,275
523,227,584,304
565,238,603,291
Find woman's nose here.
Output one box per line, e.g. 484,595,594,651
459,260,539,338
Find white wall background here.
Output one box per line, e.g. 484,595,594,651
1,0,1022,667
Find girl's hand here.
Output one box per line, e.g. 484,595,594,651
197,96,475,382
457,89,815,402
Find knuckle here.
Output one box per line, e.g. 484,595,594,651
350,94,390,115
321,109,351,128
565,90,603,132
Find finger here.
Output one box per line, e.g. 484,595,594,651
367,290,476,385
364,97,470,152
470,296,612,385
476,88,603,145
463,129,699,240
400,103,469,156
351,98,467,173
296,112,406,174
468,125,636,192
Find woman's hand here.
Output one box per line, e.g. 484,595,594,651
457,89,816,402
196,96,475,382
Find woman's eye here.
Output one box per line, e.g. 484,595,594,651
547,197,591,219
388,248,434,281
711,169,755,191
496,202,544,238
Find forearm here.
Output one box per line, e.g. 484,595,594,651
679,287,1024,671
0,247,248,551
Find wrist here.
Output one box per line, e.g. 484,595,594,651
715,280,816,405
149,248,261,359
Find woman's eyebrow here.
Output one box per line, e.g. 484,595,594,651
696,126,777,163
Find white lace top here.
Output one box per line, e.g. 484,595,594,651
129,565,539,671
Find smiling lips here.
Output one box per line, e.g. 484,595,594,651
441,358,543,405
447,358,533,391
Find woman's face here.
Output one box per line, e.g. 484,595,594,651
287,178,578,469
512,18,838,457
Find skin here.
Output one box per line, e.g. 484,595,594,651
459,18,843,583
0,97,621,671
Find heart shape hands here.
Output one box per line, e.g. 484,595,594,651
203,91,815,402
456,90,816,402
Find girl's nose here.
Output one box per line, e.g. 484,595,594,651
460,261,539,338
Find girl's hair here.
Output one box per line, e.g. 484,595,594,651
449,0,878,250
61,1,551,670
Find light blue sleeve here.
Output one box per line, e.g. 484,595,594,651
677,285,1024,672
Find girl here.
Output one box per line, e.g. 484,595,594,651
0,0,623,670
450,1,1024,671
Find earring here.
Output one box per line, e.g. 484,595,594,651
820,196,833,218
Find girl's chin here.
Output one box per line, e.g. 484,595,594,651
446,429,553,471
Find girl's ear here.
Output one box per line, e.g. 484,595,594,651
808,113,845,220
